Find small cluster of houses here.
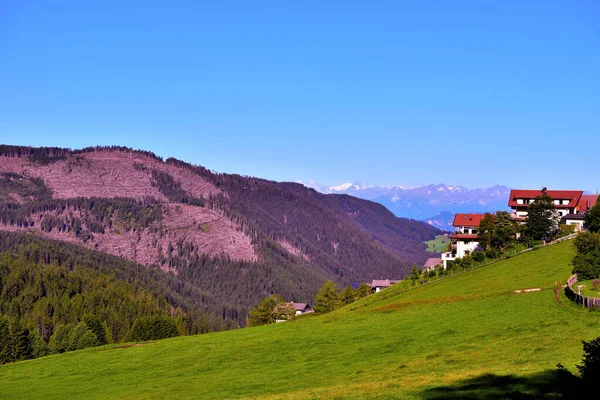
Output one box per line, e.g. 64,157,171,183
423,188,598,270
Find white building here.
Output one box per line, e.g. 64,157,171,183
442,213,486,269
508,188,583,220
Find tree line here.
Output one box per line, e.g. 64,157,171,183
0,250,183,364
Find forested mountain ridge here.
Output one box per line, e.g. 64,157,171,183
0,145,440,322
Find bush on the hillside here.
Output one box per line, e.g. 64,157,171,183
485,248,499,259
578,336,600,380
356,283,371,299
572,232,600,280
410,265,421,286
559,224,576,237
556,336,600,396
472,250,485,263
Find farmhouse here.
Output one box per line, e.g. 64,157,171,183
275,302,314,322
292,303,314,316
441,213,486,269
508,188,583,220
370,279,400,293
423,257,442,271
561,194,599,231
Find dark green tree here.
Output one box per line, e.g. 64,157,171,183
410,264,421,286
577,336,600,381
77,330,99,349
572,232,600,280
313,280,340,314
29,330,49,359
82,314,108,345
585,201,600,233
340,285,357,305
525,195,557,241
0,317,11,364
477,213,495,250
10,323,32,361
247,294,285,326
68,322,92,351
492,211,515,248
356,283,371,299
48,323,74,354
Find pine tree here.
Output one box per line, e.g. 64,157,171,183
410,265,421,286
340,285,357,305
314,281,340,314
0,317,11,364
82,314,108,345
11,324,32,361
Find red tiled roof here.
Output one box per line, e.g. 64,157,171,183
577,195,598,212
452,213,486,228
450,234,478,240
508,189,583,208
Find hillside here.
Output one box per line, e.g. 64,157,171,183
0,145,440,324
2,240,598,399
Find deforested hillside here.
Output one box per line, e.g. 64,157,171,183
0,145,440,324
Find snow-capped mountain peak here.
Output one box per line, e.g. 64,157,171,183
329,183,355,191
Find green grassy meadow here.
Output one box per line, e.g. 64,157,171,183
1,240,598,399
424,235,450,253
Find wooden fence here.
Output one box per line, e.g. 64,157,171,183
565,274,600,309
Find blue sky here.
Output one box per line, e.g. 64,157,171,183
1,1,599,190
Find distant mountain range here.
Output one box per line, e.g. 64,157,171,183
315,183,512,231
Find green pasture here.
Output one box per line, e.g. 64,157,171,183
1,240,597,399
424,235,450,253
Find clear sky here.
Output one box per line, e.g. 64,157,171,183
1,1,599,190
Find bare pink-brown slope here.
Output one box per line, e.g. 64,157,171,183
0,152,257,265
0,151,220,200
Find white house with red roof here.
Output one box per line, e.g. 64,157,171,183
441,213,487,268
508,188,583,220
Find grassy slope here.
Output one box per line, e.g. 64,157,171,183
1,240,598,400
424,235,449,253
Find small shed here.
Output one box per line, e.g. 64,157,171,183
370,279,400,293
423,258,442,271
292,303,314,316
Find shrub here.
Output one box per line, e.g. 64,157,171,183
472,250,485,263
